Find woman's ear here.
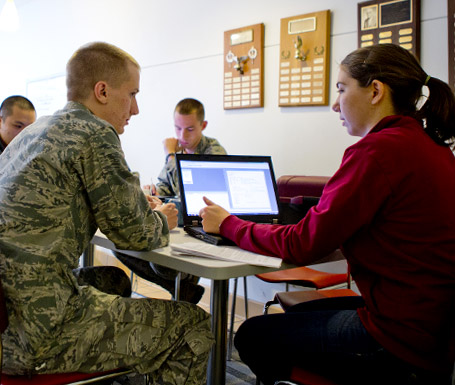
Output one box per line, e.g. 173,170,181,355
93,81,109,104
371,79,386,105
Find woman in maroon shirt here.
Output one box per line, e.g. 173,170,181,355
200,44,455,385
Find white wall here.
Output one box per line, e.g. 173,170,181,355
0,0,449,302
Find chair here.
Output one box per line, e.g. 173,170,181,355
271,288,359,313
1,370,134,385
0,276,134,385
260,259,350,315
273,366,340,385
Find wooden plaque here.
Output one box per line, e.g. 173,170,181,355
278,10,331,107
223,23,264,110
358,0,421,59
449,0,455,90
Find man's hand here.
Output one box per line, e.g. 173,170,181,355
156,202,179,230
199,196,230,234
163,137,182,155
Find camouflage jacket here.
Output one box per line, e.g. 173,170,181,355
155,135,227,196
0,101,169,365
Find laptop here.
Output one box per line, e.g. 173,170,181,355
175,154,282,245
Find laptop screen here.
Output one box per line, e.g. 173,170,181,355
176,154,281,224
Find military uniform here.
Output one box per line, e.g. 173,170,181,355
0,102,214,383
155,135,227,197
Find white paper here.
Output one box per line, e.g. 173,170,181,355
170,242,282,268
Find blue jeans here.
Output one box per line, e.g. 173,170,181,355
234,296,450,385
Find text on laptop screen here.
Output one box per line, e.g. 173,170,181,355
179,160,279,216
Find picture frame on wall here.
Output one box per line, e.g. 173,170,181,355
361,4,378,30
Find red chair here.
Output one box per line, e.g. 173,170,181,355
1,369,133,385
274,366,340,385
0,276,134,385
260,259,350,315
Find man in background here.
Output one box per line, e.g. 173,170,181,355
154,97,227,196
0,95,36,154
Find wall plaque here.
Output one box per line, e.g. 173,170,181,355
278,10,331,107
357,0,420,59
223,23,264,110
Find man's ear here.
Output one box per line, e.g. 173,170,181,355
201,120,208,131
371,79,386,105
93,81,109,104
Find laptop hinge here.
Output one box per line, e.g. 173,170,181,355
192,220,199,226
272,219,279,224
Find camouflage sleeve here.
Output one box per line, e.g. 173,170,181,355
155,158,178,196
76,127,169,251
204,139,227,155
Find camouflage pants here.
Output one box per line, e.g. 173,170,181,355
4,288,214,385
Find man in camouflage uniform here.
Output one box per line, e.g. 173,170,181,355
115,98,227,304
0,42,214,384
154,98,227,198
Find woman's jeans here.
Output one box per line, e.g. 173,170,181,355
234,296,451,385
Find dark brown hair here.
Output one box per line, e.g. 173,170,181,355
341,44,455,149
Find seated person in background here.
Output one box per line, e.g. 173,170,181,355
0,95,36,154
199,44,455,385
154,97,227,196
0,41,213,382
115,98,227,304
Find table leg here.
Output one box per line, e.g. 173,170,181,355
174,272,181,300
207,279,229,385
81,244,95,267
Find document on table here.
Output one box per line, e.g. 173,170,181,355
170,242,282,268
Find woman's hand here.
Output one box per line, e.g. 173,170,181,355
199,196,230,234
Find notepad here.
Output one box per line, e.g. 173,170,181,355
170,242,282,268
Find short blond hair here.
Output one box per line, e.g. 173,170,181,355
66,42,140,102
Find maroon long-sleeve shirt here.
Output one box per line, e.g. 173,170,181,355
221,115,455,373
